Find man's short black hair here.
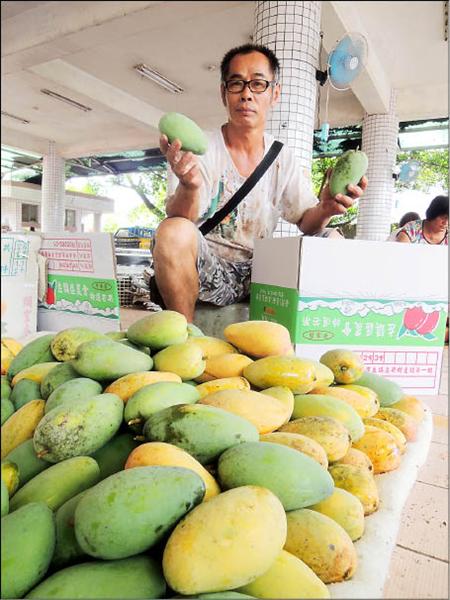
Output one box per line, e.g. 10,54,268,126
220,43,280,82
425,195,449,220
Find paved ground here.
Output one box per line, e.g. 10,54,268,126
121,307,448,599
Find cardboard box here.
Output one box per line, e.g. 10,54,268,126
37,233,120,333
250,237,448,395
1,233,41,339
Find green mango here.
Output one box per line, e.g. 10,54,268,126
40,362,79,400
353,371,403,406
72,339,153,381
119,339,151,355
159,112,208,155
26,556,166,599
7,334,56,382
74,466,205,559
3,439,49,488
218,441,334,511
153,342,205,380
125,382,200,432
1,478,8,516
187,323,205,337
1,502,55,599
90,433,140,480
45,378,103,414
127,310,188,350
52,491,88,569
329,149,368,197
50,328,106,362
1,376,11,400
9,456,100,512
105,331,127,341
293,393,365,441
143,403,259,464
10,378,42,410
34,394,123,462
1,397,14,424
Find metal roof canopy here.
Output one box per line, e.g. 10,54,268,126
1,118,447,183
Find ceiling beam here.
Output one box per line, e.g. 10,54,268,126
1,126,50,156
30,59,164,130
322,1,392,115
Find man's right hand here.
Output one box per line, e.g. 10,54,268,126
160,135,202,190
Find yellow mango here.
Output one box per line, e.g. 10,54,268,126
11,362,59,387
199,388,292,434
243,356,316,393
285,508,357,583
124,442,220,501
303,360,334,390
311,385,379,418
328,463,379,516
260,432,328,469
333,447,374,474
373,407,418,441
260,386,294,424
162,485,287,594
319,349,365,384
1,461,20,496
279,416,351,462
1,338,23,375
390,395,425,423
363,417,407,454
104,371,181,402
238,550,330,598
223,321,293,358
195,377,250,400
186,336,238,359
196,353,254,383
310,487,365,542
1,399,45,459
352,426,401,474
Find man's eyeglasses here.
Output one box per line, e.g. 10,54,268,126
224,79,276,94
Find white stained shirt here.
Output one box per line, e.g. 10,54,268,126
167,128,318,262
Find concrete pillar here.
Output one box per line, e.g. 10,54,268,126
356,91,399,240
93,213,102,233
41,141,65,233
254,0,322,237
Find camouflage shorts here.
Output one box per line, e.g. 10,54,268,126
196,232,252,306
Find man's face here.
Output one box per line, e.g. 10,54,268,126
221,51,280,128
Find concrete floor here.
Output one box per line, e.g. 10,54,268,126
120,307,448,599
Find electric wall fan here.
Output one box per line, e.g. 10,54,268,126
316,32,369,142
396,160,421,185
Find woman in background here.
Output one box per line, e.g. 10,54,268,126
395,195,448,245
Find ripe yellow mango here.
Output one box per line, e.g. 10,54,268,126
125,442,220,501
197,353,254,383
1,338,23,375
280,416,351,462
390,395,425,423
260,386,294,424
186,336,237,360
154,342,205,380
105,371,181,402
199,388,292,434
11,362,59,387
373,407,418,441
310,487,365,542
363,417,407,454
162,486,287,594
320,349,365,384
352,426,401,474
195,377,250,399
260,432,328,469
243,356,316,393
285,508,357,583
328,463,379,516
1,399,45,459
311,385,379,418
238,550,330,598
333,447,374,473
303,360,334,390
223,321,293,358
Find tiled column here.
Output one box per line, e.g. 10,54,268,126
356,91,399,240
254,1,321,237
41,141,65,233
93,213,102,232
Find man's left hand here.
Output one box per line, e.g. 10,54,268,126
319,169,368,217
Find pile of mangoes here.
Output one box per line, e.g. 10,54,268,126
0,312,425,599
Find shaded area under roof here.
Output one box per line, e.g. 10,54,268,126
1,118,448,184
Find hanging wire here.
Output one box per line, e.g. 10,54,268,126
316,31,324,129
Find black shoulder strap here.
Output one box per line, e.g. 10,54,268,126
199,140,284,236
